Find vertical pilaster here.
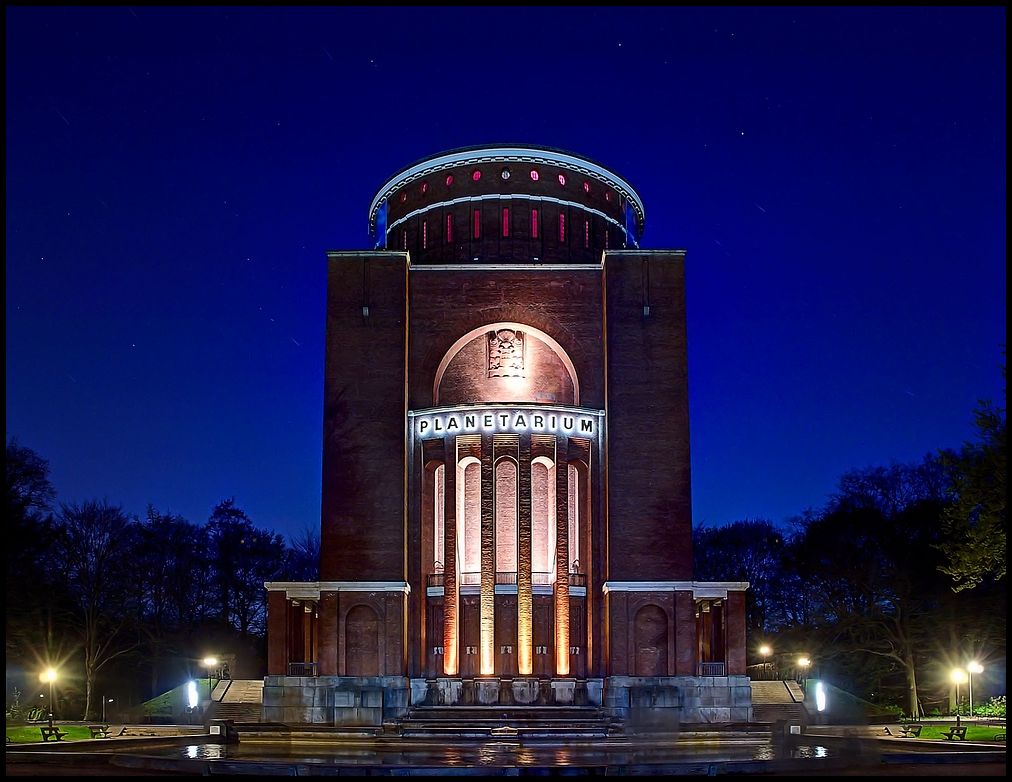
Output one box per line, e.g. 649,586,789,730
479,432,495,675
554,438,570,675
266,591,289,675
726,591,747,675
674,591,697,676
318,591,339,675
442,438,458,675
518,432,533,675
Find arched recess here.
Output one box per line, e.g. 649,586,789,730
345,605,380,676
531,455,556,580
433,322,580,406
457,456,481,577
494,456,518,573
433,463,445,571
634,604,668,677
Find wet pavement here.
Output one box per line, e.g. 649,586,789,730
6,725,1005,776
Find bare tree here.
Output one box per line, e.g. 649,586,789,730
52,500,140,720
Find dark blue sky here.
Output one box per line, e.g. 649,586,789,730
6,7,1005,543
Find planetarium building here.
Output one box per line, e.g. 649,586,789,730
264,145,751,727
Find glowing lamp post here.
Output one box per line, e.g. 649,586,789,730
102,696,114,723
39,668,58,722
951,668,967,725
967,662,983,720
797,656,811,691
759,645,772,678
202,656,219,703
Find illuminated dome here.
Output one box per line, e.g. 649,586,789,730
368,145,646,263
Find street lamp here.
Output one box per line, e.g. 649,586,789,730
797,656,811,691
202,656,219,703
39,668,58,722
759,645,772,676
967,662,983,720
102,696,114,723
951,668,967,726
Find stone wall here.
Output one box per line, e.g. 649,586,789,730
262,676,410,727
604,675,753,726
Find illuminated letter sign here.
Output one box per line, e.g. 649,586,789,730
412,407,600,439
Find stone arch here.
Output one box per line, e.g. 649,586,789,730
634,604,668,677
345,604,379,676
433,322,580,406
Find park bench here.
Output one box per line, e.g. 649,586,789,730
883,724,922,737
88,724,111,738
39,726,68,742
941,725,967,740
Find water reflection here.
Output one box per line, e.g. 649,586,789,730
170,738,835,767
183,744,226,760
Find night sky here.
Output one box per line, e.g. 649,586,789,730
6,7,1005,543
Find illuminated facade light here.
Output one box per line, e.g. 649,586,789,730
264,145,749,727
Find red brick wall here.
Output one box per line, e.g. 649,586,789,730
604,252,693,581
408,268,605,410
266,591,288,675
674,590,697,675
725,591,747,675
320,253,407,582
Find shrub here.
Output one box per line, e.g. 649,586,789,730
976,695,1006,718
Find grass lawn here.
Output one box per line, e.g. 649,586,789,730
5,724,95,743
909,724,1004,742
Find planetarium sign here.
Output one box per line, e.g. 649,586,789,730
409,405,603,439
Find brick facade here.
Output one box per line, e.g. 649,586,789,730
265,146,749,724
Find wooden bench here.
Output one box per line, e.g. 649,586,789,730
941,725,967,740
88,724,111,739
40,726,68,742
883,723,922,737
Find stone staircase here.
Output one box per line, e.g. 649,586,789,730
750,680,808,725
392,705,621,738
210,679,264,724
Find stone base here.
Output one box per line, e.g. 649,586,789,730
604,676,753,726
408,678,604,707
262,676,410,726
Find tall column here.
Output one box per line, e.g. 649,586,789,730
479,433,495,675
517,433,533,675
442,440,459,675
554,440,570,675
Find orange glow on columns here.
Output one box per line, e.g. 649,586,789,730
444,623,458,675
555,589,570,676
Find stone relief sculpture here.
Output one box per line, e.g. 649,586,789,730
488,329,525,378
